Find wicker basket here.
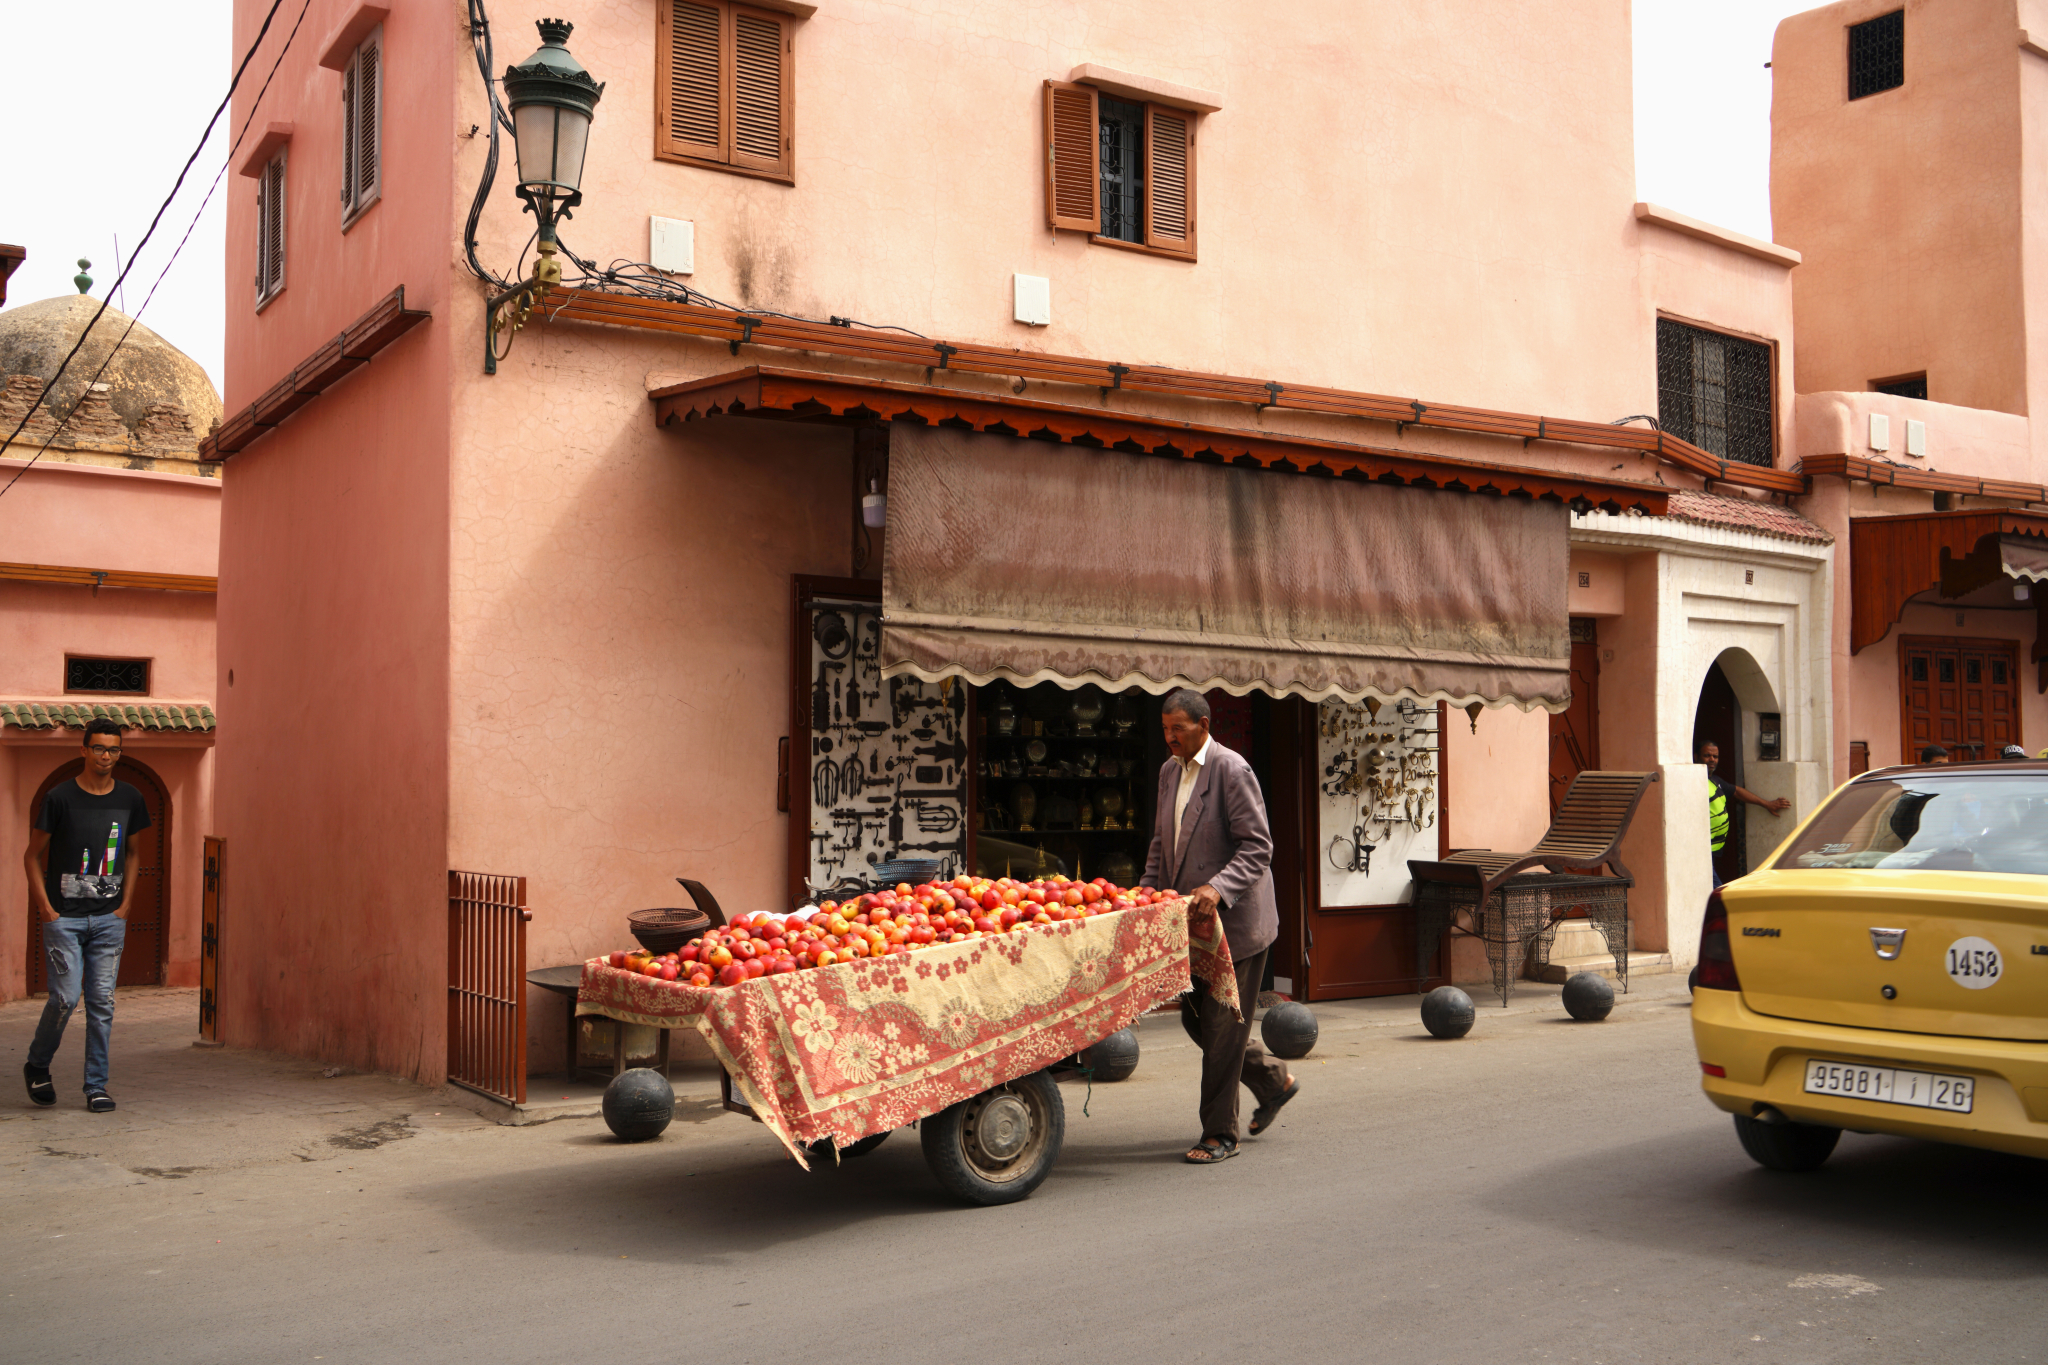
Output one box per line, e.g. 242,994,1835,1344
628,906,712,955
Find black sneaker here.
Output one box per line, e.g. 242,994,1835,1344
24,1065,54,1108
85,1091,116,1113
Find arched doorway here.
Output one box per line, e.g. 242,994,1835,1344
1691,648,1780,884
25,755,170,993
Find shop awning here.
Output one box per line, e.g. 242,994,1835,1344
1848,509,2048,653
878,425,1570,709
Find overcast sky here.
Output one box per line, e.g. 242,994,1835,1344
1,2,1806,403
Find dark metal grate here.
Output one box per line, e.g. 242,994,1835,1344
1099,96,1145,243
1849,9,1904,100
1656,318,1776,467
66,656,150,694
1874,374,1926,400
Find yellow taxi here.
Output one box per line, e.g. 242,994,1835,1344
1691,760,2048,1170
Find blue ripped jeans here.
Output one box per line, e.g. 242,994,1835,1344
27,914,127,1094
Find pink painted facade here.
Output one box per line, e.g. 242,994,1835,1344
1,405,220,1004
216,0,2043,1085
1773,0,2048,785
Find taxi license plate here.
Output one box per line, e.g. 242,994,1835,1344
1804,1059,1974,1113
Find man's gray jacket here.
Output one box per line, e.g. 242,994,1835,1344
1140,738,1278,957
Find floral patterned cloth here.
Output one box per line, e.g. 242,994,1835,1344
577,897,1235,1166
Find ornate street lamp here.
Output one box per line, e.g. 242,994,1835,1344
502,18,604,286
488,18,602,371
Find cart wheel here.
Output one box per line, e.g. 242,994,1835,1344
920,1071,1064,1206
804,1131,890,1163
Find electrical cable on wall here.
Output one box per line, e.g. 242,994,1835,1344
0,0,311,503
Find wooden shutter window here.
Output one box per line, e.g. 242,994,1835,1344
661,0,723,160
731,8,792,174
1142,104,1194,257
1043,80,1100,231
341,28,382,224
355,36,380,204
256,150,286,306
654,1,795,182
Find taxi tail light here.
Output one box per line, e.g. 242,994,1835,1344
1695,889,1742,992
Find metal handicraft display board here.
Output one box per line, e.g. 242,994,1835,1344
1317,698,1439,907
804,597,967,897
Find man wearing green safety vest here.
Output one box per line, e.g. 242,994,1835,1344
1699,741,1791,887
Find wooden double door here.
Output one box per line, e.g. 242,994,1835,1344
1900,636,2023,761
26,757,169,993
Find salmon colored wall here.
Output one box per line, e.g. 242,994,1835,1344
217,0,457,1082
444,324,853,1069
463,0,1667,425
0,462,219,577
1774,0,2029,416
1796,390,2036,484
0,581,216,698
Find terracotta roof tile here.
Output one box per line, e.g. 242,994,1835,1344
1663,489,1833,545
0,700,215,732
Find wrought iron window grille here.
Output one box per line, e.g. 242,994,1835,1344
65,657,151,694
1098,96,1145,244
1849,10,1904,101
1656,318,1776,467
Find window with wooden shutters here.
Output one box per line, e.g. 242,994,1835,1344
255,148,286,308
1040,80,1198,261
340,27,381,225
1142,105,1194,257
1043,81,1100,231
655,1,795,182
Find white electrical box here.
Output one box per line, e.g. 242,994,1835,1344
1868,412,1890,452
1905,418,1927,457
650,216,695,275
1013,273,1051,327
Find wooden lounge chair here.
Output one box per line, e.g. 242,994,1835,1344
1407,769,1660,905
1406,770,1660,1001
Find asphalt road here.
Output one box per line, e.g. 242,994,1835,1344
6,985,2043,1365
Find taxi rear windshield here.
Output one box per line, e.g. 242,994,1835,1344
1782,773,2048,874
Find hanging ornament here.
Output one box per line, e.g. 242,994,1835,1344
1465,701,1483,734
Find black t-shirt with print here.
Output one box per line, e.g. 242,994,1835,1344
36,778,152,917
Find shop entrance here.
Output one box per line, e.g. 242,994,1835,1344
1899,635,2022,761
968,683,1312,998
25,755,170,993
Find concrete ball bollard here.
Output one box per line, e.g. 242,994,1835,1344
1562,971,1616,1022
1083,1027,1141,1082
1420,986,1476,1039
602,1067,675,1141
1260,1001,1320,1059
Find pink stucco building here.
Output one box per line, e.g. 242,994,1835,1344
1,281,222,1013
202,0,2041,1093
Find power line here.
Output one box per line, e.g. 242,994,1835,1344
0,0,295,502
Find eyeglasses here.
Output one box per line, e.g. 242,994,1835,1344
87,745,122,757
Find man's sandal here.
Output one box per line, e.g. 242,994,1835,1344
1248,1076,1301,1137
24,1065,54,1108
86,1091,116,1113
1184,1134,1238,1164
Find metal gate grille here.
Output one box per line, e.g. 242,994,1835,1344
200,837,222,1041
447,871,529,1104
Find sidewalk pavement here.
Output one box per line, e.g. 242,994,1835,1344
4,971,1697,1173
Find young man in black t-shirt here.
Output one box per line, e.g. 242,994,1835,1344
22,718,151,1111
